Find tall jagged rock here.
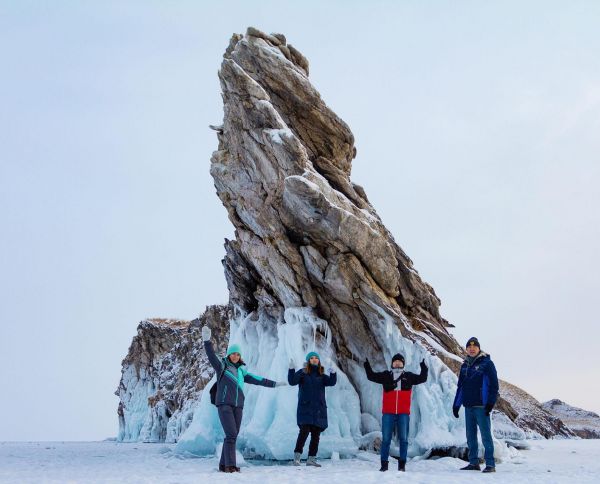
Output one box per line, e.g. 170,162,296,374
176,28,466,457
212,26,462,379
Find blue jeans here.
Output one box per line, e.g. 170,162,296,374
381,413,410,462
465,406,495,467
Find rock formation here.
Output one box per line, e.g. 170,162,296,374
116,27,575,454
211,28,464,371
542,399,600,439
116,306,229,442
498,381,574,439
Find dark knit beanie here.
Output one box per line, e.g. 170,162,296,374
466,337,480,349
391,353,405,365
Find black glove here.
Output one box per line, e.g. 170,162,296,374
364,359,370,368
420,359,427,369
452,406,460,418
485,403,494,416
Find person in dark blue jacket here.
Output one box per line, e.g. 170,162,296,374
452,337,499,473
288,351,337,467
202,326,287,473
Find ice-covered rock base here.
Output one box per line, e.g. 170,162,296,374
176,309,515,462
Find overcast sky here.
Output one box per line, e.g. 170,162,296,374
1,1,599,441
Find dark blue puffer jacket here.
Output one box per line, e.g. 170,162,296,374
453,352,499,408
288,366,337,430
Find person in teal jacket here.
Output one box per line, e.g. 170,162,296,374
202,326,286,473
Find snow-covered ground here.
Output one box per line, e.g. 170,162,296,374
1,440,598,483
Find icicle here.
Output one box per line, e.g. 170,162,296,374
324,319,332,347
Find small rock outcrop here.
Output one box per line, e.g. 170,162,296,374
116,306,229,442
498,381,574,438
542,399,600,439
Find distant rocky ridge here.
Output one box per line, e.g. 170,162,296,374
116,27,581,449
542,399,600,439
498,381,574,439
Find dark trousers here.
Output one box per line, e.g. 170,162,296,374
294,424,322,457
217,405,243,467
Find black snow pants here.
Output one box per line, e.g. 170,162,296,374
294,424,322,457
218,405,243,467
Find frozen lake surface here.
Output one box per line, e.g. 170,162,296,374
1,439,599,483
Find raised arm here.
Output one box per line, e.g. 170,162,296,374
202,327,223,373
408,360,428,385
288,368,303,386
322,371,337,387
364,359,388,384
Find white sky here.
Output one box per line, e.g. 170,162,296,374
1,1,599,441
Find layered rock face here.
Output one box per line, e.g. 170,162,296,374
187,27,470,457
211,28,463,372
116,306,229,442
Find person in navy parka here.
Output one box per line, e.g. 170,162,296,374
288,351,337,467
452,337,499,473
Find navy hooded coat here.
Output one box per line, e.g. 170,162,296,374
453,352,499,408
288,365,337,430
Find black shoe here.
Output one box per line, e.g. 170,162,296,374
379,461,389,472
218,464,225,472
398,459,406,472
460,464,481,470
482,466,496,473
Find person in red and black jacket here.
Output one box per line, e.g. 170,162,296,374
364,354,428,472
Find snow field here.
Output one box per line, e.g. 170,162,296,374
1,440,599,483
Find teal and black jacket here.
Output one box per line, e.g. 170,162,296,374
204,341,276,408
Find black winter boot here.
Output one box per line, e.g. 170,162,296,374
379,461,389,472
482,466,496,473
398,459,406,472
460,463,481,470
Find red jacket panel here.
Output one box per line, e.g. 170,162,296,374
382,388,413,414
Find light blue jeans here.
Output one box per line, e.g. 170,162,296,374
465,406,495,467
381,413,410,462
